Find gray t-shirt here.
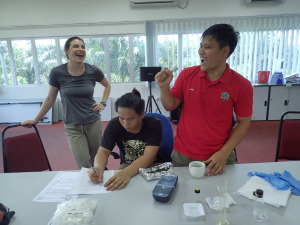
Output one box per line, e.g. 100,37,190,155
49,63,104,124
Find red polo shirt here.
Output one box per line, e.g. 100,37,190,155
170,64,253,160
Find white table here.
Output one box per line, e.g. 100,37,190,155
1,161,300,225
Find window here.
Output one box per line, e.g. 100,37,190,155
182,33,202,68
133,36,146,82
157,34,178,78
1,15,300,86
0,41,12,85
11,40,35,85
35,39,58,84
109,36,130,82
83,37,106,75
0,35,146,85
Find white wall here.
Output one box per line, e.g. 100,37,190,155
1,0,299,38
1,0,300,117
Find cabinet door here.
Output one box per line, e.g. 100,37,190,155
252,86,269,120
0,103,41,124
268,86,289,120
0,102,52,125
287,85,300,119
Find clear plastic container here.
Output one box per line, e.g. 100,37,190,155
252,189,268,223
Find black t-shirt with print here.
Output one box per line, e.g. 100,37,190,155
101,115,162,164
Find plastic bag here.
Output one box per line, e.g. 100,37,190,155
50,197,98,225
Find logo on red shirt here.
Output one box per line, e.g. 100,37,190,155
220,92,230,101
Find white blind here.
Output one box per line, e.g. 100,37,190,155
152,14,300,82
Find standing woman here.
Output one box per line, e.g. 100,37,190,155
22,36,111,169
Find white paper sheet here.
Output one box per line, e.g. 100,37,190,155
238,176,291,207
33,171,80,202
68,167,114,195
33,169,114,202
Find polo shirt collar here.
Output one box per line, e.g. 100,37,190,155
199,63,232,85
217,63,232,84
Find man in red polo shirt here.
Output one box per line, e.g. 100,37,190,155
155,24,253,176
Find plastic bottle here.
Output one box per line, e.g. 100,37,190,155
252,189,268,223
270,71,284,85
276,72,284,84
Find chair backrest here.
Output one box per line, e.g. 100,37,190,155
275,111,300,162
2,124,52,173
145,113,174,162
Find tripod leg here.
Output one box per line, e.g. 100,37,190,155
151,96,162,114
146,96,152,113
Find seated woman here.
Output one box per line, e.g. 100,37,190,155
88,88,162,191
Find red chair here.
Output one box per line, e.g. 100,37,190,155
275,111,300,162
2,124,52,173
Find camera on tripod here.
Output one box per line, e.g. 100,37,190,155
140,67,162,113
140,67,162,82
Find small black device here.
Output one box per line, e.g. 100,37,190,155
140,66,162,82
152,174,178,203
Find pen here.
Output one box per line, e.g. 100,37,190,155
89,159,99,175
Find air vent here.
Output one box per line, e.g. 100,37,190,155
246,0,285,3
130,0,180,8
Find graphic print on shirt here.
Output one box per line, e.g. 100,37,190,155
220,92,230,101
123,140,146,164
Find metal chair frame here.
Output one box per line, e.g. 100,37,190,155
2,124,52,172
275,111,300,162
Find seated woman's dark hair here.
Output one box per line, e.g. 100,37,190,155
115,88,145,115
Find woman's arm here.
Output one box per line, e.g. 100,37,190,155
99,77,111,103
93,77,111,112
22,85,58,127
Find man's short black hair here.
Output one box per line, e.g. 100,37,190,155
202,24,240,58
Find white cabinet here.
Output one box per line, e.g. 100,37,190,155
252,86,269,120
252,85,300,121
0,99,53,125
286,85,300,119
268,86,289,120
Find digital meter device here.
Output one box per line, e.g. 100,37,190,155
152,174,178,203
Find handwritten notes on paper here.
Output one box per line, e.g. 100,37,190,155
33,168,114,202
69,167,114,195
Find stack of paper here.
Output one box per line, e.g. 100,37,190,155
285,73,300,83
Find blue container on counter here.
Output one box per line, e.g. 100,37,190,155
270,71,284,85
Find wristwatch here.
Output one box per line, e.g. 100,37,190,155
100,101,106,107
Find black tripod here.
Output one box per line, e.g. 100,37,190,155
145,81,162,114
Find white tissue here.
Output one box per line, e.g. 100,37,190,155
238,176,291,207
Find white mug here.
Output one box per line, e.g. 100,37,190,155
189,161,206,178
